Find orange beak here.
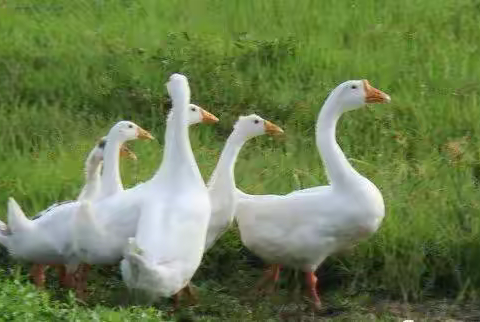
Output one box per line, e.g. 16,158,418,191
119,145,137,161
363,80,391,104
264,120,284,135
136,127,155,140
200,108,219,124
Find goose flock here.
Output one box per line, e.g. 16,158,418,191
0,73,391,310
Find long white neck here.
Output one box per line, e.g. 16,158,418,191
77,157,102,201
161,110,175,160
208,132,245,192
99,135,123,198
316,92,361,186
153,94,202,183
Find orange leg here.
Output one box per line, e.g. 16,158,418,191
266,264,281,294
171,284,198,310
30,264,46,288
183,283,198,305
255,264,281,294
53,265,68,287
75,264,91,299
304,272,321,310
62,269,77,289
172,288,183,311
271,264,280,283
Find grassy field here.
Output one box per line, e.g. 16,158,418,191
1,0,480,320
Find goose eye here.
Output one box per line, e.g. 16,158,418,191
191,107,196,111
128,124,133,128
351,85,357,89
253,120,260,124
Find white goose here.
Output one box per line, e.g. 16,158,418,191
72,104,218,267
0,121,153,285
0,136,135,287
234,80,391,309
120,74,212,302
40,137,138,287
205,114,283,251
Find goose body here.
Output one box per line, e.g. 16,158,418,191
235,80,391,308
237,182,384,267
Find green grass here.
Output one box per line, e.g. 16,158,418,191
1,0,480,320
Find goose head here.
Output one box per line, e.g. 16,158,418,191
93,137,138,161
166,73,190,102
108,121,154,143
233,114,284,140
91,137,107,162
333,80,391,111
188,104,219,125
